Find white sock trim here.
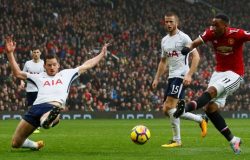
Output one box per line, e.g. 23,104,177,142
181,112,203,123
21,139,38,149
167,108,181,141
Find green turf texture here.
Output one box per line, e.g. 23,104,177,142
0,119,249,160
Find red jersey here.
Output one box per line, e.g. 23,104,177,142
200,27,250,76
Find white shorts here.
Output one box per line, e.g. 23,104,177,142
208,71,243,107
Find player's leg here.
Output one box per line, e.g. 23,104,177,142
174,86,216,118
162,96,208,147
164,77,208,137
161,96,182,147
184,71,242,154
27,92,41,134
204,71,242,155
13,104,53,150
173,72,221,118
161,77,207,147
205,102,233,139
174,71,241,118
40,106,61,129
205,103,241,154
167,99,208,137
12,119,44,150
161,78,184,147
180,111,208,137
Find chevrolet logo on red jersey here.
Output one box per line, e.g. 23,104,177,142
216,46,233,55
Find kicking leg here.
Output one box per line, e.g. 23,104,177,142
174,87,217,118
205,103,241,154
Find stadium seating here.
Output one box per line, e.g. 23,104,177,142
0,0,249,111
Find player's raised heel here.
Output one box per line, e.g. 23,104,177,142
200,115,208,137
230,137,242,154
161,140,182,148
173,99,185,118
41,107,61,129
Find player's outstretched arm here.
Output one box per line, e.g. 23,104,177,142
5,37,27,80
78,43,110,74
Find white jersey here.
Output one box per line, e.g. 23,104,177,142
27,68,80,107
161,30,192,79
23,59,44,92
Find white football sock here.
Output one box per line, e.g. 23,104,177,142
21,139,38,149
168,108,181,142
180,112,203,123
230,136,239,143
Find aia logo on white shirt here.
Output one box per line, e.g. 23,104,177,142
167,51,179,57
43,79,63,87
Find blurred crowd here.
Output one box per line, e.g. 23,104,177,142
0,0,250,112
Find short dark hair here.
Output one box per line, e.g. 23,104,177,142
215,13,230,24
44,54,60,64
30,45,41,51
165,12,179,25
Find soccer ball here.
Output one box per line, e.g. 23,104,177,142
130,125,151,145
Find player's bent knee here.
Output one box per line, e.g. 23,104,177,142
205,102,219,113
163,105,173,116
11,139,22,148
207,87,218,98
162,106,168,115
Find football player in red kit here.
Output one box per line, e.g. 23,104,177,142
174,13,250,154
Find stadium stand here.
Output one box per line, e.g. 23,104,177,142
0,0,249,111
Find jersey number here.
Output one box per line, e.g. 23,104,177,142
171,85,180,94
222,78,231,84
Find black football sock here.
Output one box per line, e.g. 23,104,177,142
206,111,234,141
185,92,212,112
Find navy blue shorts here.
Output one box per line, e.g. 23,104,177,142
23,103,55,127
26,92,38,106
163,77,185,101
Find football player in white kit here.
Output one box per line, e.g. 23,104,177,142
21,48,44,106
21,48,44,134
152,12,208,148
5,36,110,150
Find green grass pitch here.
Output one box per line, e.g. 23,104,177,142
0,119,249,160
